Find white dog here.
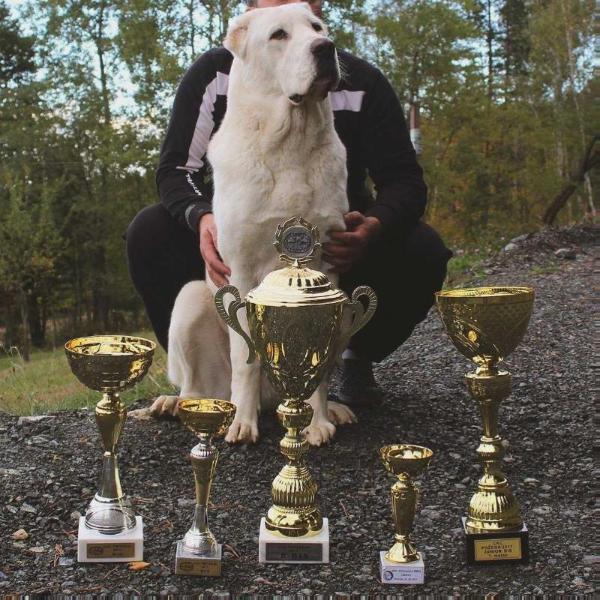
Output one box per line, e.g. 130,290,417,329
151,4,356,445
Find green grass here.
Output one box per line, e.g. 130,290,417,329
445,250,490,287
0,332,174,415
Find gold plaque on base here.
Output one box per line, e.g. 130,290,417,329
175,542,222,576
463,518,529,564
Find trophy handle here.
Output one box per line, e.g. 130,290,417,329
214,285,256,364
345,285,378,339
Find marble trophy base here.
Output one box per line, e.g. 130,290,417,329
175,542,222,576
380,551,425,585
462,517,529,564
77,516,143,562
259,517,329,563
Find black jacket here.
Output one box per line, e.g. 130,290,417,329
156,47,427,239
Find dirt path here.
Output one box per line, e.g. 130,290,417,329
0,226,596,595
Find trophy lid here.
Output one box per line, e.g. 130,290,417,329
246,216,347,307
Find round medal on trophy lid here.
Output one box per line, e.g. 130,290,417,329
246,216,345,307
274,216,321,265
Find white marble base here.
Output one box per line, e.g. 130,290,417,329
259,517,329,563
77,516,143,562
175,542,222,576
380,551,425,585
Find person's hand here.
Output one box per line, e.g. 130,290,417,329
199,213,231,287
323,211,382,273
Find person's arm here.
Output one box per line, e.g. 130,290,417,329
360,68,427,239
156,52,220,233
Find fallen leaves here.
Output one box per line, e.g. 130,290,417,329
128,561,150,571
11,529,28,540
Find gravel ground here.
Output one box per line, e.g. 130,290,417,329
0,225,597,596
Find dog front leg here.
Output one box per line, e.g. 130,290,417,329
304,380,357,446
224,278,261,444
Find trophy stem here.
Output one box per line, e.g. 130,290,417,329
265,398,323,537
465,369,523,533
386,475,420,563
86,392,136,534
183,434,219,556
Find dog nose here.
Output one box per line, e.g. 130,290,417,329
311,38,335,59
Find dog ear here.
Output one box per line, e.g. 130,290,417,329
224,13,250,60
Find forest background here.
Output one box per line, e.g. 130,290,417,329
0,0,597,361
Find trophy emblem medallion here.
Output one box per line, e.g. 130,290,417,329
65,335,155,562
436,286,534,565
215,216,377,563
379,445,432,584
174,398,236,576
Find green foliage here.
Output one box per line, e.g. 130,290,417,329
0,0,597,364
0,1,36,85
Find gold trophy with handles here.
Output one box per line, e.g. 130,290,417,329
436,286,534,564
214,216,377,563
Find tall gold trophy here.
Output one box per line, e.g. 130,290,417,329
175,399,236,576
379,445,433,585
65,335,155,562
436,287,534,564
215,216,377,563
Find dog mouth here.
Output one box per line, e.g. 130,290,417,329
288,73,340,106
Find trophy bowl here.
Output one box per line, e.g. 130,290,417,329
380,445,433,478
379,444,433,565
175,398,236,570
435,286,535,555
65,335,155,392
64,334,155,544
178,398,237,437
436,287,534,369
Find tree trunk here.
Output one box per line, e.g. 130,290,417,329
27,293,45,348
18,287,31,362
486,0,494,102
92,0,111,332
543,135,599,225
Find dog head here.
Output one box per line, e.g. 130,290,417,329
224,3,340,105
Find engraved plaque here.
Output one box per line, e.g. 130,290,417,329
474,537,522,561
265,542,323,562
175,558,221,576
86,543,135,560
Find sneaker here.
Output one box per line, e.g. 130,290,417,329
335,358,384,407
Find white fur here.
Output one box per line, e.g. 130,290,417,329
152,4,356,445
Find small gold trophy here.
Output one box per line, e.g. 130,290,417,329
379,445,433,584
65,335,155,562
215,216,377,563
436,286,534,564
175,398,236,576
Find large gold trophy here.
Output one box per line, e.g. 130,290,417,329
175,398,236,576
65,335,155,562
436,287,534,564
379,445,433,584
214,216,377,563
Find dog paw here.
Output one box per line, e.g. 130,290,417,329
326,401,357,425
225,417,259,444
149,395,180,418
303,420,336,446
128,407,152,420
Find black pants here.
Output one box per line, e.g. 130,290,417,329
126,203,452,362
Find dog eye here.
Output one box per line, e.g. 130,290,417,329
311,22,323,32
270,29,288,41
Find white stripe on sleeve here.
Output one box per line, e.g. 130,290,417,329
183,71,230,172
329,90,365,112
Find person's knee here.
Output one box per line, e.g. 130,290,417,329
126,203,175,263
405,222,452,275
